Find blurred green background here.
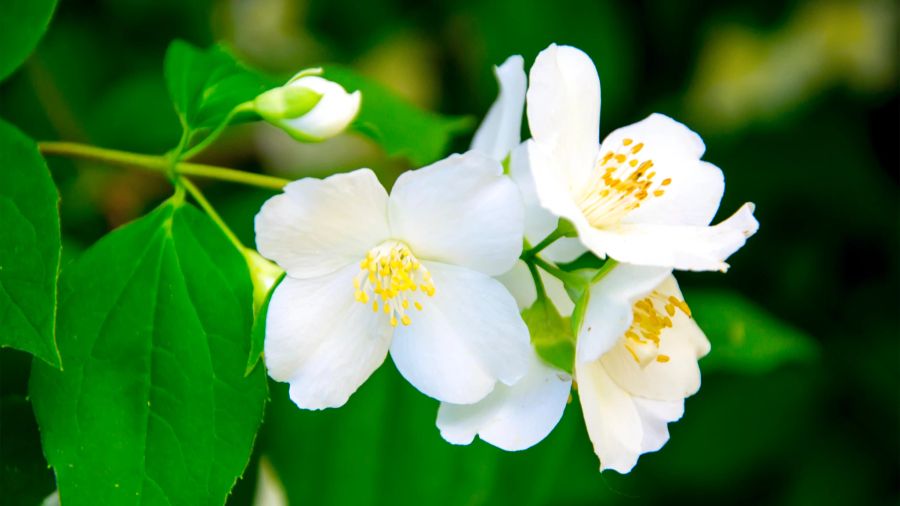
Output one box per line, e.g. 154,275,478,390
1,0,897,504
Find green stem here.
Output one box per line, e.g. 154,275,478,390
591,258,618,283
531,255,586,291
181,177,244,251
522,228,565,261
525,259,547,300
181,101,255,161
39,141,290,190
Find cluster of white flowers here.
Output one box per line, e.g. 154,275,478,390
254,44,758,473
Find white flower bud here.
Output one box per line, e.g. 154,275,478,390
255,68,361,142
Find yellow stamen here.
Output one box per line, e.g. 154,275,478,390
621,291,692,367
575,139,671,228
353,241,434,328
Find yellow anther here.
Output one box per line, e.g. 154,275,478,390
620,291,692,366
353,241,433,328
576,140,672,228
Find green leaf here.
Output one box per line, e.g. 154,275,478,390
164,40,274,152
0,119,61,367
322,65,473,166
0,0,57,82
689,289,819,374
522,295,575,374
30,198,268,504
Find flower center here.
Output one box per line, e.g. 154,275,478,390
576,138,671,228
353,241,435,327
623,291,692,367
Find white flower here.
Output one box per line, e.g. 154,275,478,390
255,152,530,409
438,262,710,472
255,68,361,142
576,265,710,473
526,44,758,271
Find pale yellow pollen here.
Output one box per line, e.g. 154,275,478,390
354,241,434,327
575,137,672,228
622,291,692,367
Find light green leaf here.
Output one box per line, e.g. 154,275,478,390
0,0,57,81
322,65,473,166
164,40,274,152
689,289,819,374
523,295,575,374
30,198,268,504
0,119,61,367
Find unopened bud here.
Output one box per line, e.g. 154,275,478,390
254,68,361,142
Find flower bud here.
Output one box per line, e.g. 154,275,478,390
254,68,361,142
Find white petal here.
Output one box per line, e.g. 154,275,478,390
509,143,586,263
579,360,687,472
599,113,723,227
600,276,711,401
633,398,684,453
437,351,572,451
576,360,643,473
577,263,672,364
526,44,601,191
284,76,361,140
496,260,575,316
471,55,526,161
525,139,595,236
255,168,389,279
264,264,393,410
390,262,531,404
388,152,524,276
579,202,759,271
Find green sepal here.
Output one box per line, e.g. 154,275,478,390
254,86,323,123
522,294,575,375
556,218,578,238
247,272,284,375
286,67,324,84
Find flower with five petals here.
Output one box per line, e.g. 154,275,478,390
526,44,758,271
255,153,531,409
